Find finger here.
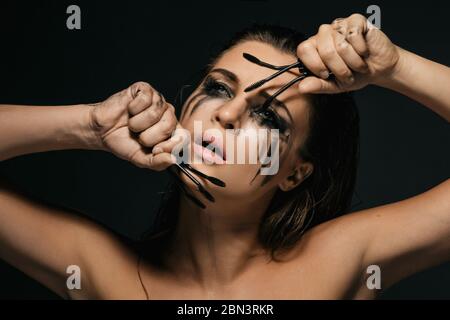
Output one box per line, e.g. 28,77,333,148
137,105,177,147
298,76,341,94
345,14,369,57
128,82,154,115
128,90,153,116
333,32,369,73
128,95,169,133
153,130,188,155
297,37,330,79
331,17,347,35
131,148,176,171
317,24,354,85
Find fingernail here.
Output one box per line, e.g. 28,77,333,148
153,147,163,154
320,70,329,79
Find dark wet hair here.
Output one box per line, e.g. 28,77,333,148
144,24,360,260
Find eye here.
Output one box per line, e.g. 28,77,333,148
202,77,233,98
252,106,284,131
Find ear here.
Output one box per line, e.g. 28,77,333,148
278,161,313,192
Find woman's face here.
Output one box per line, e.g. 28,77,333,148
178,41,313,210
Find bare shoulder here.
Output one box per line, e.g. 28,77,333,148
67,224,146,299
264,211,374,299
279,179,450,298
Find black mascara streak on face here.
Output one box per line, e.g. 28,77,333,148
250,167,261,184
249,144,274,187
190,96,210,117
260,143,274,187
181,92,203,120
180,91,200,120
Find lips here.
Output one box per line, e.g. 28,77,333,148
193,132,226,164
203,132,226,161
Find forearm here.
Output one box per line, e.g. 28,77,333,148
377,47,450,122
0,104,102,161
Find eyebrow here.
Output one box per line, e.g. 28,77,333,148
209,68,239,84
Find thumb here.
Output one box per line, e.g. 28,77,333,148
298,76,341,94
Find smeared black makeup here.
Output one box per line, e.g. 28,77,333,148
190,73,291,137
250,105,289,135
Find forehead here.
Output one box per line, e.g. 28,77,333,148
213,40,311,137
216,40,298,77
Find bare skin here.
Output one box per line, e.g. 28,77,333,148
0,14,449,300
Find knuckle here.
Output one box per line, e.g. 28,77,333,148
347,27,361,37
146,108,160,122
350,13,365,21
161,122,174,136
138,132,151,146
128,120,139,132
135,81,152,89
136,92,151,106
130,82,149,97
320,47,336,60
153,92,161,103
297,42,312,55
159,92,166,104
166,114,177,128
319,24,331,32
153,93,165,109
160,100,169,111
332,17,344,25
336,41,349,52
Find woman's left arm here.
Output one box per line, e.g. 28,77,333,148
351,179,449,292
296,13,450,292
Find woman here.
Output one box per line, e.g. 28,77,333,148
0,14,449,299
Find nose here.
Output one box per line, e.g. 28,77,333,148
212,99,246,130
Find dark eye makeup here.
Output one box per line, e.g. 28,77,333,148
200,76,290,135
202,76,233,99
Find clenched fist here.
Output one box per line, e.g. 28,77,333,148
296,13,400,93
89,82,178,170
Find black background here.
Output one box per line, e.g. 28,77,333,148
0,0,449,299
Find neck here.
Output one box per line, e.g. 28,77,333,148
165,192,274,289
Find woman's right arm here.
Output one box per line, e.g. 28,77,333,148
0,82,178,298
0,103,100,161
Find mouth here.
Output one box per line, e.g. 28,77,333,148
193,133,226,164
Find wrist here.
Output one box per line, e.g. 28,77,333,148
80,103,106,151
373,46,410,90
